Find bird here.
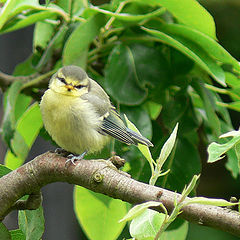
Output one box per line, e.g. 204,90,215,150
40,65,153,163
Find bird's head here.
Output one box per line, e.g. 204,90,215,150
49,65,90,96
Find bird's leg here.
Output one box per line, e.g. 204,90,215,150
65,151,88,165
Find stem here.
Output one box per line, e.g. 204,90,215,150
104,1,129,30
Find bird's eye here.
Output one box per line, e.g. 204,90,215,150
57,77,67,84
75,85,87,89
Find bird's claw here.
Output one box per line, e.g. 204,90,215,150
65,151,87,166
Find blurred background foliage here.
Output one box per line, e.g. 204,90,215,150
0,0,240,239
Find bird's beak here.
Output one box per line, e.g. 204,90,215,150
65,84,74,91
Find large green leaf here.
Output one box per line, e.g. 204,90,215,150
74,186,127,240
33,20,55,50
161,91,198,135
4,0,41,19
10,229,25,240
105,43,169,105
130,209,188,240
120,201,161,223
19,206,45,240
207,129,240,178
0,164,11,177
129,44,169,89
0,0,18,29
63,13,106,68
187,222,239,240
208,135,240,163
138,0,216,38
161,137,201,192
142,27,225,86
1,81,23,150
191,79,221,136
0,10,57,34
156,23,239,72
56,0,85,15
0,223,11,240
5,103,43,169
34,23,68,70
105,44,147,105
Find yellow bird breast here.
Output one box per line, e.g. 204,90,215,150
40,89,109,155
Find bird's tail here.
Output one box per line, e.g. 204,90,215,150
126,128,153,147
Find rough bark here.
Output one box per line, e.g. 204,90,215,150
0,152,239,236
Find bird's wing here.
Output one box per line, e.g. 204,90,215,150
81,78,111,116
100,109,136,145
81,78,152,146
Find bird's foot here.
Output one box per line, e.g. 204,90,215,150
65,151,87,166
54,148,70,157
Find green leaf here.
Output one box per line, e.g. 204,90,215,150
129,44,170,89
142,27,225,86
157,123,178,171
161,91,198,135
34,23,68,70
225,72,240,89
130,209,165,240
1,81,23,150
138,0,216,38
13,55,36,76
5,103,43,169
182,175,200,198
144,101,162,120
33,20,55,50
191,79,221,136
4,0,41,19
156,23,239,71
235,142,240,171
207,135,240,163
129,210,188,240
63,13,106,68
74,186,127,240
108,42,169,102
226,147,240,179
0,0,18,29
0,10,57,34
56,0,85,15
161,138,201,192
119,201,161,223
122,105,152,139
10,229,25,240
124,114,154,168
10,130,29,161
105,44,147,105
19,207,45,240
0,223,11,240
187,222,239,240
0,164,11,177
162,219,189,240
14,94,32,121
185,197,239,207
90,6,165,21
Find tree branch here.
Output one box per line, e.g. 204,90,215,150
0,70,55,92
0,152,239,236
